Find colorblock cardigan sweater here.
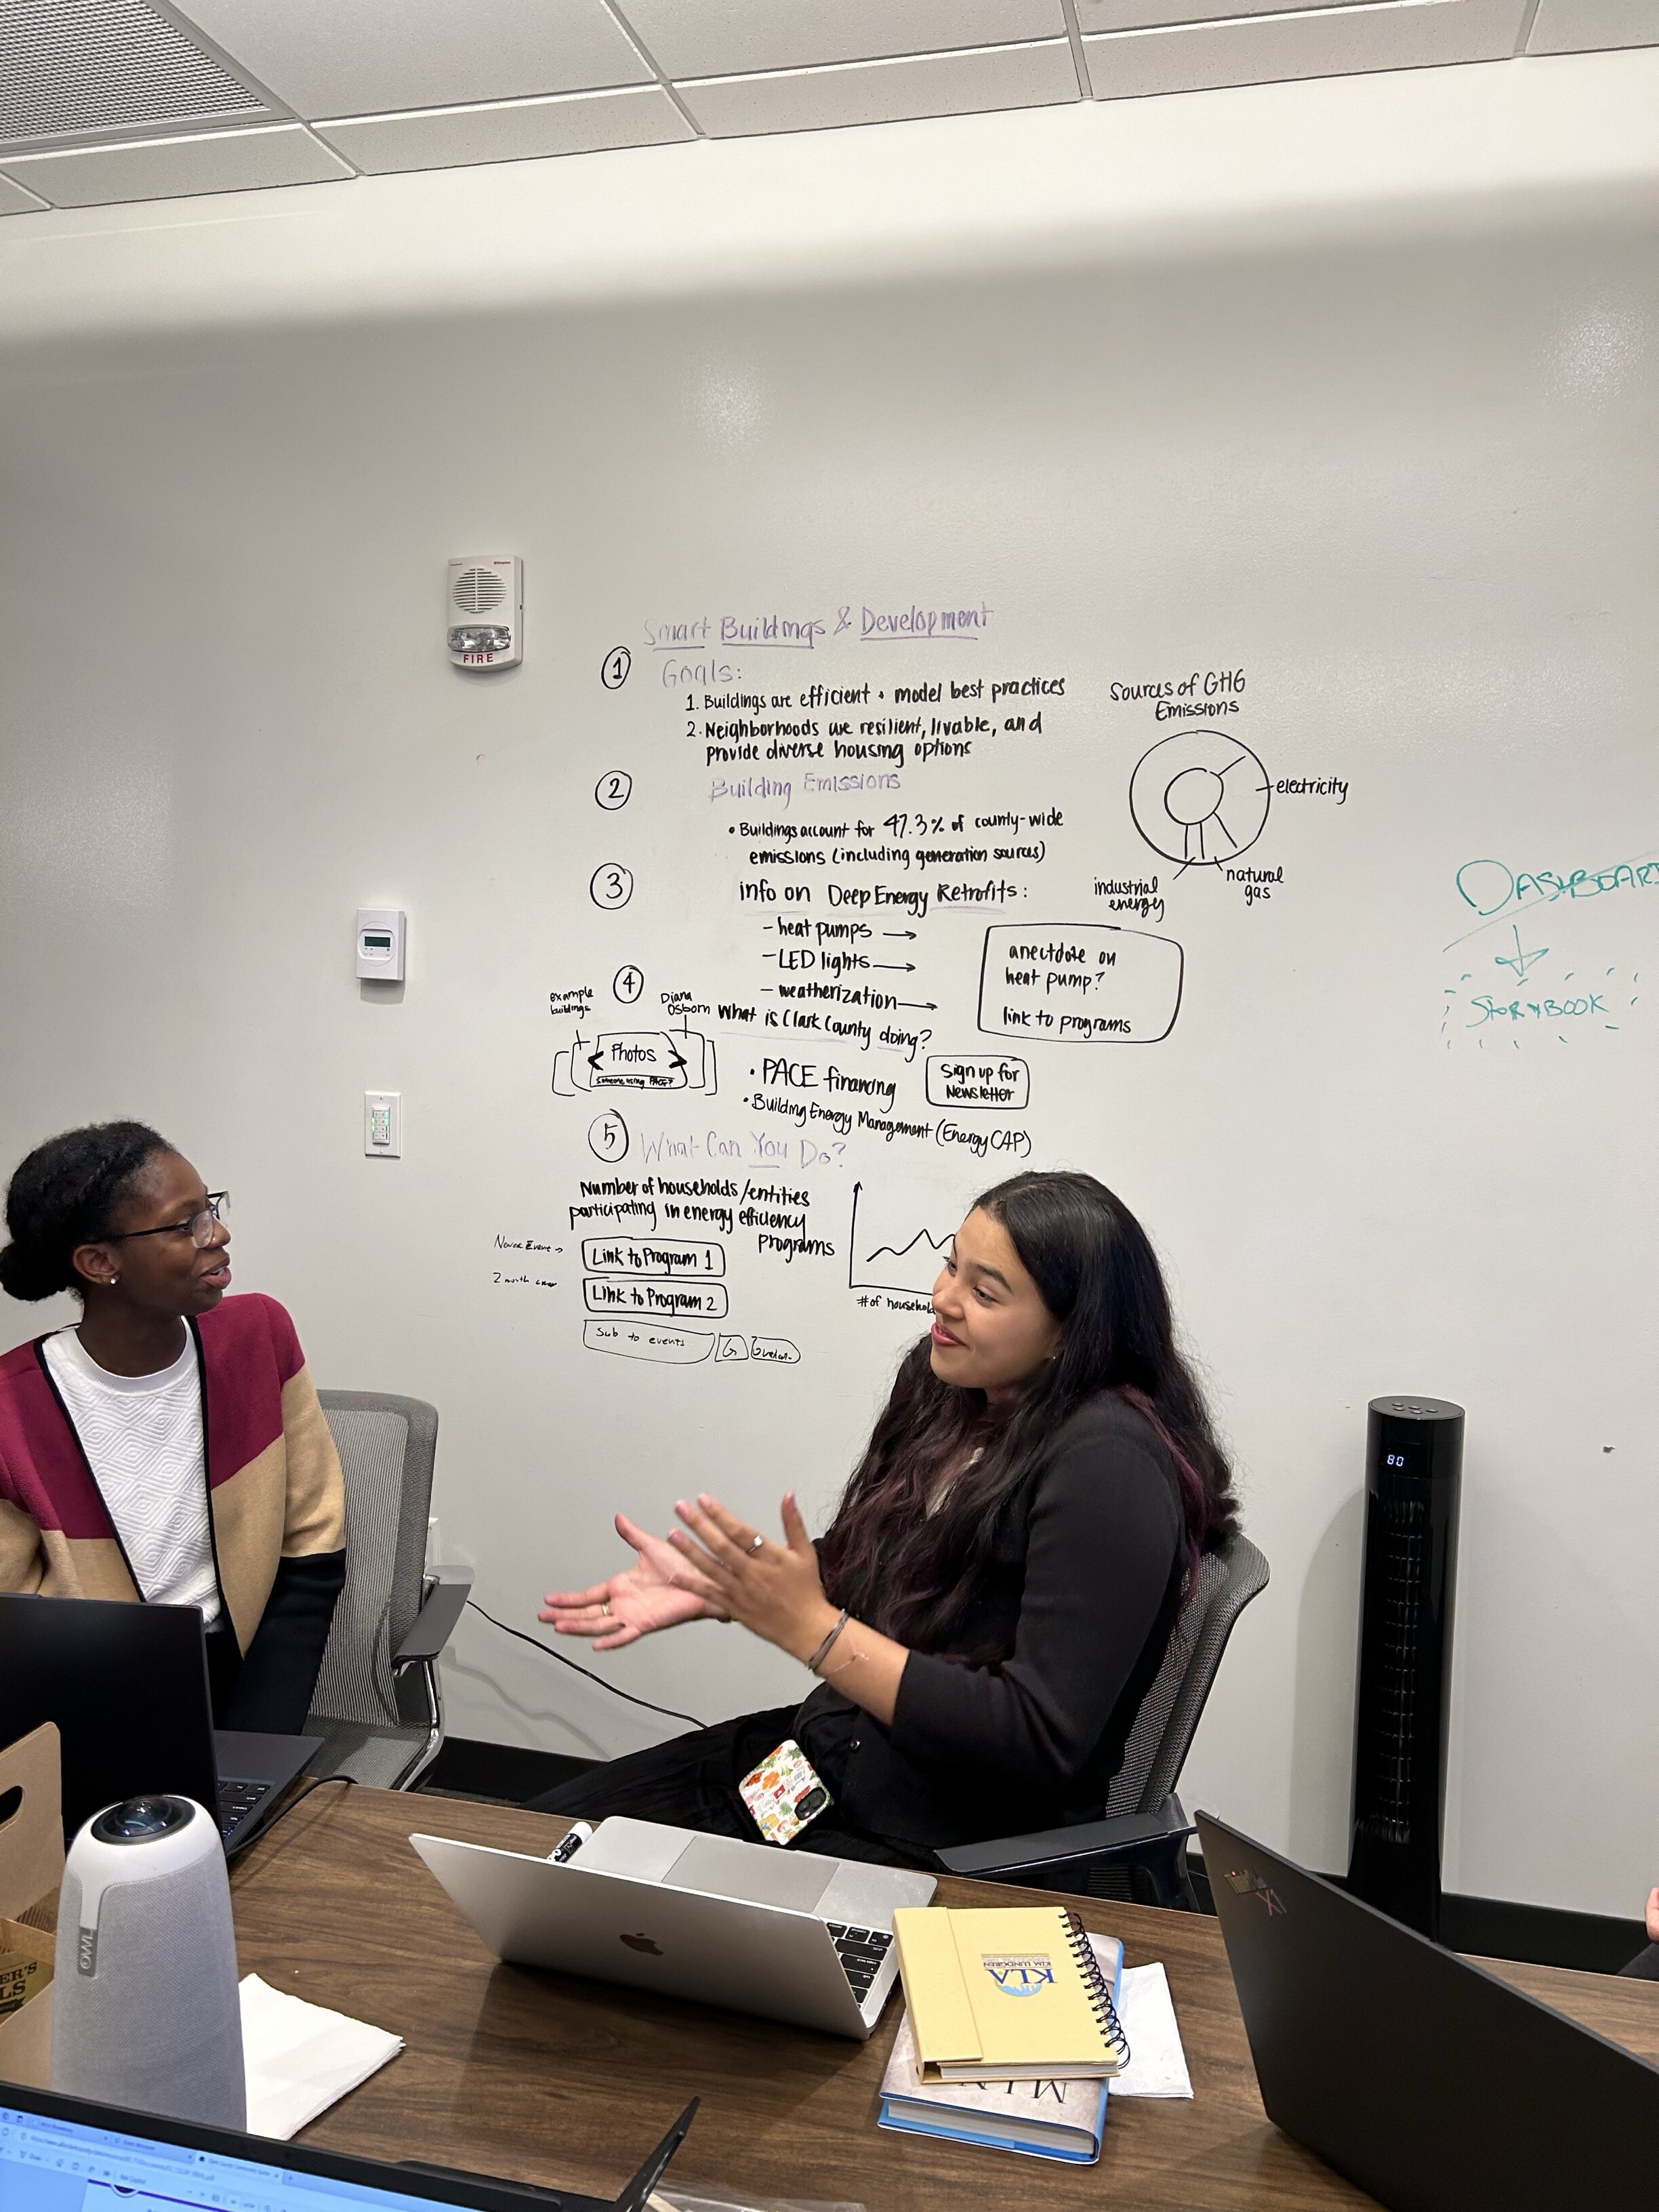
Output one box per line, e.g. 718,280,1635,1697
0,1291,346,1734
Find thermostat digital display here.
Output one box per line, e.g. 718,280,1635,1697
356,909,406,982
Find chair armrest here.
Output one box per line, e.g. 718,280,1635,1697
393,1568,472,1666
937,1794,1194,1881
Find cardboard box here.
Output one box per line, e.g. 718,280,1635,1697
0,1724,62,2091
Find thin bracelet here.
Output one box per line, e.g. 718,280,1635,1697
805,1608,849,1673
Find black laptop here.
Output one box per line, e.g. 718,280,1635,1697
0,1591,320,1855
1199,1811,1659,2212
0,2074,697,2212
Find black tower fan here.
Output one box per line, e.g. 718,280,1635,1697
1347,1395,1465,1938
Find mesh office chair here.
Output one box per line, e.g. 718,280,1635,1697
937,1532,1270,1908
303,1391,472,1789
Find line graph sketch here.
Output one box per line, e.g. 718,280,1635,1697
1130,730,1271,870
847,1182,954,1296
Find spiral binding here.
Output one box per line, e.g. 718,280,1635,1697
1062,1908,1131,2071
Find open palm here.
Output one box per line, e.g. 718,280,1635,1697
540,1513,725,1651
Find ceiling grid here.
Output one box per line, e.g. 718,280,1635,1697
0,0,1653,211
602,0,710,138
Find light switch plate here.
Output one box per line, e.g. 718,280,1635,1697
364,1090,403,1157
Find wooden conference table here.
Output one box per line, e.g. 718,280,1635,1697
228,1786,1659,2212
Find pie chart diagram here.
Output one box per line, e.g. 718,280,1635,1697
1129,731,1271,867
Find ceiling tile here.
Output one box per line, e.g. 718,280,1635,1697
1084,0,1528,99
0,171,51,213
680,41,1079,136
1528,0,1659,51
316,85,692,176
619,0,1066,78
171,0,651,118
2,121,352,207
1076,0,1376,22
0,0,270,150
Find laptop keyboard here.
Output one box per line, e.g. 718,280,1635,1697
217,1776,272,1838
827,1923,892,2005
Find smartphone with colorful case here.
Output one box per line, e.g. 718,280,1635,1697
739,1738,833,1846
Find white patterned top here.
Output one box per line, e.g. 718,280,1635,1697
42,1326,221,1625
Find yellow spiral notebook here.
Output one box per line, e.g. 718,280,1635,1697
891,1906,1129,2083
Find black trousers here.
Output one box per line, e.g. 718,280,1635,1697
1619,1943,1659,1980
527,1706,933,1869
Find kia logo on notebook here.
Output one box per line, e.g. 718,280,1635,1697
620,1933,663,1956
1224,1866,1286,1917
983,1952,1054,1994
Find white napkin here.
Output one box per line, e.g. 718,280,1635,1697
1110,1962,1193,2098
239,1973,405,2139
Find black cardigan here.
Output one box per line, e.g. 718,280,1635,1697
795,1393,1185,1852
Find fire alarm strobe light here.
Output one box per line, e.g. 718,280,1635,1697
447,555,523,668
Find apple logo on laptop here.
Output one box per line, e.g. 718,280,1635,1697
620,1932,663,1956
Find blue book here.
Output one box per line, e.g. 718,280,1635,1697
878,1935,1122,2165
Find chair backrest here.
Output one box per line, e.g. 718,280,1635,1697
1104,1532,1270,1816
309,1392,439,1730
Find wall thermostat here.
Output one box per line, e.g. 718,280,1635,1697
356,909,406,981
447,554,523,669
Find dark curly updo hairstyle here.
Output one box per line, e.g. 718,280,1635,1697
0,1122,174,1303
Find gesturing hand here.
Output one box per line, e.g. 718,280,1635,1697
668,1491,839,1666
539,1512,730,1652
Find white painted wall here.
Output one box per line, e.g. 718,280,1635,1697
2,52,1656,1915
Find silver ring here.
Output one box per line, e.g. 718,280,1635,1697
600,1599,611,1616
746,1533,764,1555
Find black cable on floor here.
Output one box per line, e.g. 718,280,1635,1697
466,1599,705,1730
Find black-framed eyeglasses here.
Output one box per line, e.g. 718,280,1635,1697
104,1193,229,1249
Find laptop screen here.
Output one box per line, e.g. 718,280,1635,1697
0,2101,466,2212
0,1593,219,1842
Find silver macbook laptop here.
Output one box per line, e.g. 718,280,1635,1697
411,1816,935,2039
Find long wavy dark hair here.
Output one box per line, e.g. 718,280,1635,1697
818,1170,1236,1652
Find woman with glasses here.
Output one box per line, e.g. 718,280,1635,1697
0,1122,345,1733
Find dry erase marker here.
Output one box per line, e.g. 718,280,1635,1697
549,1822,593,1864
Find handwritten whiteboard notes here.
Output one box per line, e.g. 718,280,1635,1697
977,925,1184,1044
582,1319,801,1367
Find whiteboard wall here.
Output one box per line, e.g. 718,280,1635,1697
1,54,1656,1915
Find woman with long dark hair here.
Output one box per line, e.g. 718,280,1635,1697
533,1170,1237,1863
0,1122,346,1734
